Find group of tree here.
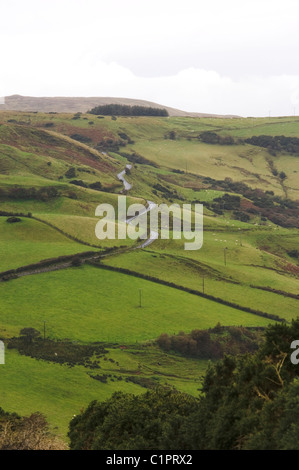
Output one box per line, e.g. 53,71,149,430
2,321,299,449
196,132,299,155
69,179,102,191
164,130,177,140
88,104,169,117
157,326,260,359
68,319,299,450
152,182,181,201
96,136,128,152
0,186,59,202
205,178,299,228
118,151,158,167
6,216,22,223
68,388,198,450
7,327,107,367
203,193,251,222
70,133,92,144
288,249,299,259
198,131,235,145
210,193,241,212
244,135,299,155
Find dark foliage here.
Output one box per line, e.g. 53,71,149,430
288,249,299,259
70,133,92,144
125,376,160,390
0,186,60,201
69,320,299,450
199,131,235,145
65,167,76,178
211,193,241,211
245,135,299,154
118,151,158,167
152,182,182,201
68,388,198,450
88,104,169,117
69,179,88,188
0,250,100,281
6,216,22,223
117,132,134,143
8,332,107,367
205,177,299,228
157,326,261,359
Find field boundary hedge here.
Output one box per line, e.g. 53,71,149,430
88,261,286,323
0,210,101,248
0,251,102,281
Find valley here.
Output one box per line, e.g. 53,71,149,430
0,108,298,443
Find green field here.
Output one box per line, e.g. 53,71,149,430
0,216,93,271
0,265,272,341
0,110,298,444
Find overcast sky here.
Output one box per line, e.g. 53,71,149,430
1,0,299,116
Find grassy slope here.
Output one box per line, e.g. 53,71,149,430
0,216,95,272
0,111,298,441
0,344,207,439
0,348,144,439
0,265,272,342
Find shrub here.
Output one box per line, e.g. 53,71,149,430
65,167,76,178
70,134,92,144
6,217,21,223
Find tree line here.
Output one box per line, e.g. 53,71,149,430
68,319,299,450
205,177,299,228
88,104,169,117
2,320,299,449
245,134,299,154
196,131,299,155
0,186,59,201
156,325,260,359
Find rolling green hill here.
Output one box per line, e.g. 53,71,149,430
0,109,298,444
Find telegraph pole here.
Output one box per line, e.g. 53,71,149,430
224,247,228,266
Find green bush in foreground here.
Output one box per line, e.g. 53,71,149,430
68,388,199,450
68,319,299,450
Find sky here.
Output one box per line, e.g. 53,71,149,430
1,0,299,116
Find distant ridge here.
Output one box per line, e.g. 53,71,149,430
0,95,239,118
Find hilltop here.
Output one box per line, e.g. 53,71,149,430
0,95,239,118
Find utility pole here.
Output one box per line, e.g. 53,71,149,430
139,289,142,308
224,247,228,266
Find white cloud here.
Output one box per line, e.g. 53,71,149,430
1,51,299,116
1,0,299,116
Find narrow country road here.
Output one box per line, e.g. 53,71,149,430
117,164,132,191
117,166,158,248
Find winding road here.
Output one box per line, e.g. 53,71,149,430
117,165,158,248
117,164,132,191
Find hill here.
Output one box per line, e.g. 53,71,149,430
0,95,239,118
0,109,298,443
